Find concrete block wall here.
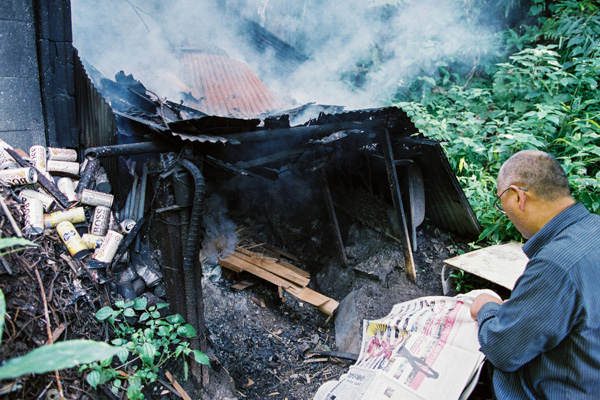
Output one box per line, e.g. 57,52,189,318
0,0,46,150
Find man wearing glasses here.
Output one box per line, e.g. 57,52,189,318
469,150,600,399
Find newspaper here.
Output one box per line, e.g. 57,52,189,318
314,290,496,400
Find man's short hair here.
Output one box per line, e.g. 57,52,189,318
498,150,570,200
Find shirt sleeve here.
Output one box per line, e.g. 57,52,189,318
476,259,580,372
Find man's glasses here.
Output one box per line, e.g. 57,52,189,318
493,186,528,214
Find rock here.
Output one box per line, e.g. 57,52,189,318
334,290,362,354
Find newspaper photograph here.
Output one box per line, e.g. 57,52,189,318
314,290,495,400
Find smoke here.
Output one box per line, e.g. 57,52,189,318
71,0,503,112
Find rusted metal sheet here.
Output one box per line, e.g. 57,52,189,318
179,51,291,118
392,136,481,237
74,51,118,189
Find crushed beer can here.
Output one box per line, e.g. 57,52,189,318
57,177,78,203
56,221,90,259
44,207,86,229
81,189,113,208
93,230,123,263
0,167,37,186
90,205,110,236
19,189,55,211
47,160,80,177
22,197,44,235
47,147,77,162
81,233,104,249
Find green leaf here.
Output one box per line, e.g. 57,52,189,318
177,324,197,338
127,375,144,400
123,308,136,318
156,302,170,310
133,297,147,311
157,325,170,337
0,340,120,380
192,350,210,365
115,300,125,309
86,370,101,389
0,237,38,251
150,310,161,319
139,312,150,323
140,342,156,365
95,306,115,321
166,314,184,324
117,347,129,364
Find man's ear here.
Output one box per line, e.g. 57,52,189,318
510,185,527,211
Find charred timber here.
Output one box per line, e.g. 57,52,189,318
225,120,381,143
5,147,70,209
84,141,176,158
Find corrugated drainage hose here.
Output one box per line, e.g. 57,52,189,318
179,159,205,345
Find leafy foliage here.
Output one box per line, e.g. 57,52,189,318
393,0,600,243
80,297,209,399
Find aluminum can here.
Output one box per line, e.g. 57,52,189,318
94,167,112,193
109,212,119,232
0,148,17,170
81,189,113,208
93,230,123,263
57,177,78,203
19,189,55,211
22,198,44,235
56,221,89,259
90,205,110,236
44,206,86,229
81,233,104,249
47,147,77,162
29,145,47,170
0,168,37,186
120,219,136,234
47,160,80,177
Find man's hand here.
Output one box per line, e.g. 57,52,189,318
470,293,503,321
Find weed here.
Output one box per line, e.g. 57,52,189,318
80,297,209,399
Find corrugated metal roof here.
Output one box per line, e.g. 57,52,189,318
180,51,291,119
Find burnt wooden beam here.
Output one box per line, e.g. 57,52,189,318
321,170,348,267
377,129,417,283
226,120,379,143
6,147,70,208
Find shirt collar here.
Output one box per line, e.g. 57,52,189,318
522,202,588,259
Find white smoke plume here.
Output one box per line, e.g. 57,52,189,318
71,0,502,111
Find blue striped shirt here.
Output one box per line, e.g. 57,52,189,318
477,202,600,399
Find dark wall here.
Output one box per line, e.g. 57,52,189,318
0,0,46,150
0,0,77,150
35,0,78,148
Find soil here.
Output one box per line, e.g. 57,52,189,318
199,222,485,400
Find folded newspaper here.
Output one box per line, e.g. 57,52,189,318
314,290,497,400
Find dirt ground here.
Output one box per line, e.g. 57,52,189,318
199,221,487,400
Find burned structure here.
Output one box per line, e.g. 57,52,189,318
0,0,482,397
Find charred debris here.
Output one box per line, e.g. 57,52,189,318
0,68,481,397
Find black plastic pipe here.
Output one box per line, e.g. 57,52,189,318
179,159,206,350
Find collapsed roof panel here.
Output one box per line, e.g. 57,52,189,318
179,50,291,119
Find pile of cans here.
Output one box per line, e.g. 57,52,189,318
0,139,164,299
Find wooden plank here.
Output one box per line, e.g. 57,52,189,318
231,251,310,287
285,286,338,316
218,255,296,289
231,279,257,291
237,247,310,279
443,241,528,290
